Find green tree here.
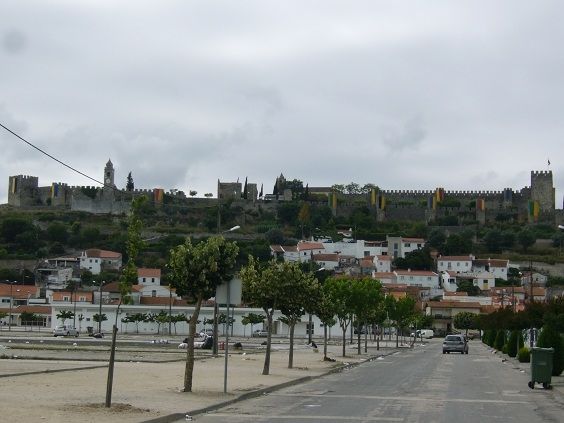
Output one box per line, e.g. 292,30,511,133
390,296,417,347
46,222,69,244
349,278,382,354
241,312,265,336
453,312,478,336
56,310,74,325
106,196,146,407
168,236,238,391
241,258,300,373
93,313,108,326
393,247,433,271
126,172,134,191
323,276,356,357
313,284,338,360
537,317,564,376
276,264,319,368
427,229,446,251
19,311,37,326
518,230,536,252
457,280,481,296
494,329,506,351
483,229,503,253
507,330,524,358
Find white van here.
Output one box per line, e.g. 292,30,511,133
412,329,434,339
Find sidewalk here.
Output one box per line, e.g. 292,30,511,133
0,339,400,423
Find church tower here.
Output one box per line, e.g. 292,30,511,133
103,159,115,189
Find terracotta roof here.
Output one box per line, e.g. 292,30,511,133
282,245,298,253
427,301,482,309
373,272,395,278
103,282,141,293
360,258,375,268
270,245,284,252
297,242,324,251
13,305,52,314
0,284,38,299
52,291,94,302
313,253,339,262
395,270,438,276
84,249,122,259
138,268,161,278
474,258,509,267
376,255,392,261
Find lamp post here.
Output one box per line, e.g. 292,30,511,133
98,281,104,333
8,281,15,331
73,283,77,329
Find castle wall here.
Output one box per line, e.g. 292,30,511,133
531,171,555,212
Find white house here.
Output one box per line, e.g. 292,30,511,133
374,255,392,272
472,258,509,280
136,268,175,298
296,241,325,263
394,269,440,289
322,240,386,259
79,249,122,275
386,236,425,259
437,255,474,273
373,271,396,284
312,253,340,271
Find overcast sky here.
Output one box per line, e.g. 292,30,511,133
1,1,562,207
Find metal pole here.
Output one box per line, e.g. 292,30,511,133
169,287,172,335
73,286,77,328
9,282,13,332
98,281,104,333
224,280,230,393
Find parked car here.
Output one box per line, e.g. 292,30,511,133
53,325,79,337
252,329,268,337
442,334,468,354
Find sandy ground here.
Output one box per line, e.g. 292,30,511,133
0,339,396,423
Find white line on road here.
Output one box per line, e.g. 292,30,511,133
207,413,403,421
271,393,530,405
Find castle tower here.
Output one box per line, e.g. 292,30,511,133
103,159,115,189
530,170,555,212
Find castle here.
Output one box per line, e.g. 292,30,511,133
7,160,170,214
7,162,562,225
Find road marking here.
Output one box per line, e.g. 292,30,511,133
207,413,403,421
272,393,529,405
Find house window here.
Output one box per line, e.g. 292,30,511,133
152,290,157,297
63,296,70,301
447,263,452,269
142,277,146,283
465,262,469,267
151,277,155,282
427,277,431,281
405,243,411,247
483,281,489,289
79,296,86,301
364,251,370,256
457,263,460,267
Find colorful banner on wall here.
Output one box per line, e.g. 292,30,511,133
10,177,17,194
435,188,445,203
528,200,539,220
378,194,386,210
51,183,59,198
476,198,486,211
371,188,377,206
153,188,164,203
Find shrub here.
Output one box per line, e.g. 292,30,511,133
502,344,508,354
518,347,531,363
494,330,506,351
507,330,524,358
537,324,564,376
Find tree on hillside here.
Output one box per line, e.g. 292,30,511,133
168,236,238,391
393,247,433,271
518,229,536,252
126,172,134,191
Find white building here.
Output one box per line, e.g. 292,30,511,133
386,236,425,259
374,255,392,272
472,258,509,281
79,249,122,275
394,269,440,289
437,255,474,273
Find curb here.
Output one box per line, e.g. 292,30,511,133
140,348,401,423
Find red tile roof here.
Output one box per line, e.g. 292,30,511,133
313,253,339,262
13,305,51,314
427,301,482,309
0,284,38,299
297,242,324,251
84,249,122,259
395,270,438,276
376,255,392,261
438,256,473,261
138,268,161,278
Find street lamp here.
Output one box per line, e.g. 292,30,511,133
213,225,241,356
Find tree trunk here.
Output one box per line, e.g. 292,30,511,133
357,322,361,355
262,312,273,375
288,323,295,369
396,326,399,348
183,298,203,392
323,324,328,360
342,327,347,357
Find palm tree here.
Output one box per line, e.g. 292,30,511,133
56,310,74,325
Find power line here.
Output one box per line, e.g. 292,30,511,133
1,121,106,187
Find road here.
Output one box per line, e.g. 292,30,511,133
185,339,564,423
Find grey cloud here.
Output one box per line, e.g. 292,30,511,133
382,117,426,152
3,30,27,54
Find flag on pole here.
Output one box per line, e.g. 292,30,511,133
548,159,551,166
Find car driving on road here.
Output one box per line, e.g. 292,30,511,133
442,334,468,354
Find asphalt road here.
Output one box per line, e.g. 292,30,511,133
186,339,564,423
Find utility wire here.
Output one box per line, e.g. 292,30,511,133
1,121,106,187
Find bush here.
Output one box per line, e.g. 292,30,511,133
518,347,531,363
537,324,564,376
507,330,524,358
494,330,506,351
502,344,508,354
